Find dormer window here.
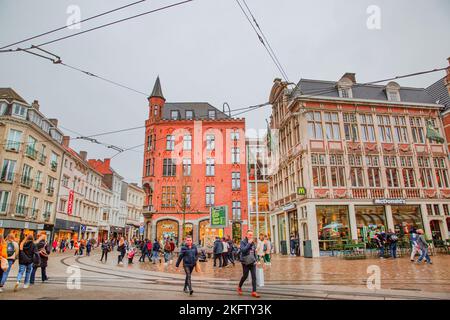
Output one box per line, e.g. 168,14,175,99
171,110,179,120
208,110,216,119
339,87,352,98
186,110,194,120
385,81,401,102
12,103,27,119
0,102,7,115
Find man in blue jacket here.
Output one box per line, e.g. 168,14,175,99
176,236,198,295
213,237,223,268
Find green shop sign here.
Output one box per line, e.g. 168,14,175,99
297,187,306,196
210,206,228,228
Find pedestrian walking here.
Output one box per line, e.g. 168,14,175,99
70,239,74,250
289,234,296,256
79,239,85,256
256,234,265,261
410,229,421,262
221,238,229,267
152,239,161,264
0,235,8,293
86,240,92,256
163,239,172,264
59,239,65,253
30,234,50,284
117,237,126,265
14,234,37,291
0,233,19,292
52,239,58,253
169,238,176,264
138,239,149,262
226,236,235,266
128,247,137,264
375,231,385,258
387,229,399,258
416,229,432,264
237,230,260,298
263,236,272,265
213,237,223,268
73,241,80,256
175,236,198,295
100,239,110,263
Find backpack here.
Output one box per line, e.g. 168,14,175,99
164,242,171,251
7,242,15,257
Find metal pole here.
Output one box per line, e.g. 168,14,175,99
255,144,260,236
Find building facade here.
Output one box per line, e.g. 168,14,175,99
88,158,124,239
246,137,270,238
0,89,64,241
122,182,144,241
268,74,450,258
142,77,248,246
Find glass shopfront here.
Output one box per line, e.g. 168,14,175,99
316,205,350,251
249,214,268,236
183,223,193,238
429,220,442,241
232,222,242,243
156,219,179,245
355,206,386,244
288,210,300,255
199,219,222,247
392,205,423,241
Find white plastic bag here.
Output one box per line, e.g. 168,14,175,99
256,266,264,287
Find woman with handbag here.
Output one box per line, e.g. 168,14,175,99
175,235,198,295
30,234,50,284
237,230,260,298
14,234,37,291
117,237,126,265
0,235,8,293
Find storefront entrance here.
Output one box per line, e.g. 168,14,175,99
232,222,242,243
392,205,423,242
316,205,350,251
277,214,287,255
288,210,300,256
156,219,179,245
199,219,222,248
183,223,193,238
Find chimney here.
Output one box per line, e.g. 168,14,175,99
104,158,111,168
79,151,87,161
62,136,70,147
48,118,58,127
31,100,40,111
341,72,356,84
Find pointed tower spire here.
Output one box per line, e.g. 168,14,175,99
150,76,165,101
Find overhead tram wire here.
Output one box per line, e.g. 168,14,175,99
234,0,289,81
241,0,290,82
0,0,194,52
0,0,149,50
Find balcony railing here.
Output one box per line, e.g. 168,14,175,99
388,189,403,198
405,189,421,198
29,209,39,219
368,188,385,198
38,154,47,165
0,172,15,183
20,176,33,188
25,145,37,159
51,161,58,172
47,187,55,196
42,211,51,221
35,182,43,192
4,140,20,152
351,188,368,199
0,203,11,215
15,205,29,217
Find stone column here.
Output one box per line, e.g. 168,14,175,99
420,204,432,239
385,205,394,231
284,211,290,254
348,203,358,241
306,202,320,257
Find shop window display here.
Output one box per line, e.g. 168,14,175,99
355,206,386,246
392,205,423,241
156,219,179,245
316,205,350,250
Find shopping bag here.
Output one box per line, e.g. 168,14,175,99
194,262,201,273
256,266,264,287
1,257,8,272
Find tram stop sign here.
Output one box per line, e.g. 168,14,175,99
210,206,228,228
297,187,306,196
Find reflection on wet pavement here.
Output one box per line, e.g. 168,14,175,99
103,252,450,292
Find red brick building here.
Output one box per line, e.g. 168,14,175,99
142,77,248,246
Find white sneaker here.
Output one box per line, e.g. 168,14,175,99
24,284,29,289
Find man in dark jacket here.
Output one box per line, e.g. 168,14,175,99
100,239,111,263
237,230,260,298
176,236,198,295
139,239,149,262
213,237,223,268
152,239,161,264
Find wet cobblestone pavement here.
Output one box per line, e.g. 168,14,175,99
125,252,450,293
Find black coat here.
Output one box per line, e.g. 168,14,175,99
37,240,50,268
176,245,198,267
19,240,36,265
213,239,223,254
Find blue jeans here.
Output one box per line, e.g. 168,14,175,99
0,260,14,286
164,252,170,262
417,249,431,263
379,246,385,257
390,242,397,258
17,263,33,285
152,251,159,262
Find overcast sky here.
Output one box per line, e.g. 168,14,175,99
1,0,449,184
